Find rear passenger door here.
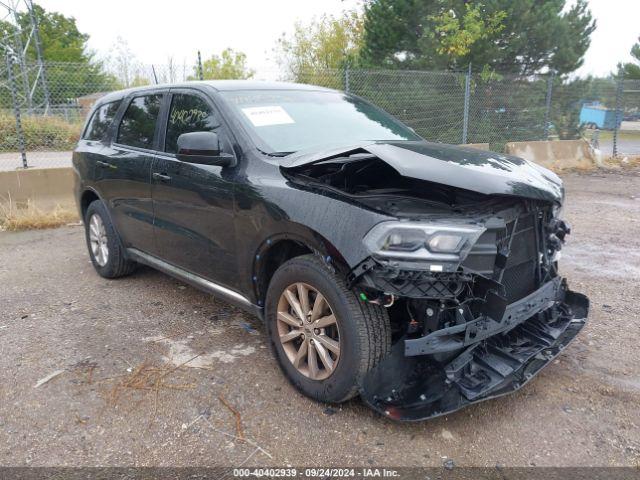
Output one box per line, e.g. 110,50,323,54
74,100,122,193
98,92,165,254
151,89,237,286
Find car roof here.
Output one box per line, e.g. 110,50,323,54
95,80,338,105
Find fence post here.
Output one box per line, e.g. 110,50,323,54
197,50,204,81
5,51,28,169
344,63,350,93
462,63,471,144
612,75,624,158
543,72,554,139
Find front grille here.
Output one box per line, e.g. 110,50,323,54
501,213,539,303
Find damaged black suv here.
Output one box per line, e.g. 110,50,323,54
73,81,589,421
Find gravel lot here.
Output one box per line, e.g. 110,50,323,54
1,170,639,467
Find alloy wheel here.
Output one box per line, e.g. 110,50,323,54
88,213,109,267
276,282,341,380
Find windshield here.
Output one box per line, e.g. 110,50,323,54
220,89,422,154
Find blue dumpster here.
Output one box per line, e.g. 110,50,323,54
579,103,620,130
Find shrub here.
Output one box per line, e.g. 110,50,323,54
0,114,82,152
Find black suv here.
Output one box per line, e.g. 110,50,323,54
73,81,588,421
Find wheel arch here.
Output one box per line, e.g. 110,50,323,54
79,188,132,263
252,227,350,310
79,188,102,222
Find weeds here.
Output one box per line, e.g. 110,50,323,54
0,114,81,152
107,361,196,411
0,197,79,231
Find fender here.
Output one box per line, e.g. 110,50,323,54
252,226,350,311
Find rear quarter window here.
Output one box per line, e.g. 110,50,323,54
83,101,122,141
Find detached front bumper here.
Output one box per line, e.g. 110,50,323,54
360,282,589,421
404,276,567,356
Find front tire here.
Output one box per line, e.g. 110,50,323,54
265,254,391,403
84,200,136,278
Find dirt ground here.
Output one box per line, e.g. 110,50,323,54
1,170,639,468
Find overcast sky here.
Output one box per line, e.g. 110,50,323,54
33,0,640,78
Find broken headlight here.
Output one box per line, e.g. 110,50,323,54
363,221,485,265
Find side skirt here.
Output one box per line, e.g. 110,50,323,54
126,248,263,319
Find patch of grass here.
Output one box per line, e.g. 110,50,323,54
0,199,79,231
584,129,640,142
603,155,640,169
558,162,598,174
0,114,82,152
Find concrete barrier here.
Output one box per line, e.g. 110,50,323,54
505,139,596,171
0,167,75,210
462,143,490,151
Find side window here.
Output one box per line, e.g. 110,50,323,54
83,101,121,141
117,94,162,149
165,93,219,154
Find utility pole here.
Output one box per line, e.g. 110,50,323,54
9,5,32,112
26,0,50,112
0,0,51,114
543,72,555,139
197,50,204,81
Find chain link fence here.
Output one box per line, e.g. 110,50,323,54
2,60,640,170
297,67,640,156
615,79,640,157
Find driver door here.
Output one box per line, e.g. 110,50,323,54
151,89,237,287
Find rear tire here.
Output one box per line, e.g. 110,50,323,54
265,254,391,403
84,200,136,279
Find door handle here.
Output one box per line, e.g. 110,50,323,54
153,172,172,182
96,160,116,169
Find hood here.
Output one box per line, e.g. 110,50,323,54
281,141,563,203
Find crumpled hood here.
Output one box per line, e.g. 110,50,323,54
281,141,564,203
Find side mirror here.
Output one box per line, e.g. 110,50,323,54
175,131,235,167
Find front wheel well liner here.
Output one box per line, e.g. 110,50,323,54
253,233,350,308
254,239,313,307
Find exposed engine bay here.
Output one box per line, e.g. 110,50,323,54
283,146,588,421
282,152,492,216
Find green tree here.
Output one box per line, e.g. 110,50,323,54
190,48,254,80
0,4,90,63
275,10,364,85
0,4,117,105
618,37,640,80
426,4,506,59
361,0,595,75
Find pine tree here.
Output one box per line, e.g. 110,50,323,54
619,37,640,80
361,0,596,75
